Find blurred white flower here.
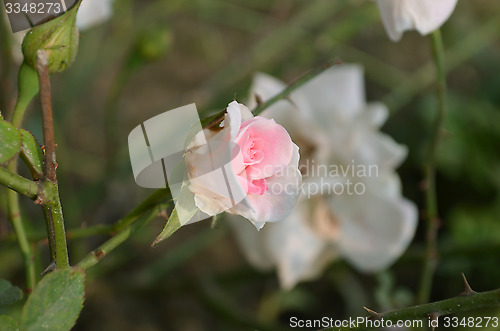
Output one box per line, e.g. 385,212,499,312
375,0,458,41
76,0,114,30
229,65,418,289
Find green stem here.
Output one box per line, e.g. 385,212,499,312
4,61,40,291
77,202,167,270
322,288,500,331
5,162,37,292
202,60,338,129
0,165,41,199
1,189,169,244
417,29,447,305
111,189,171,232
42,181,69,268
0,10,13,113
383,13,500,114
252,60,337,116
1,224,113,243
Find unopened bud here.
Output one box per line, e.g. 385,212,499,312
22,4,80,73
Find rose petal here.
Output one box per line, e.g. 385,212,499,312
229,144,302,229
376,0,458,42
236,118,294,179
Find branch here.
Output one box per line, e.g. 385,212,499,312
202,60,339,129
0,166,41,200
252,60,338,116
36,50,57,184
77,203,166,270
35,50,69,269
418,29,448,305
322,285,500,331
76,189,171,269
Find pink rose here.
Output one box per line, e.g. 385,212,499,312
186,101,301,230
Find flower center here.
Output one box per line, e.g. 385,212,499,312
242,136,264,166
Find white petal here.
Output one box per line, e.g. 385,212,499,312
227,214,275,270
226,101,243,139
353,129,408,170
330,176,418,272
408,0,458,36
335,115,408,170
376,0,458,42
187,102,249,216
364,102,389,128
77,0,114,30
249,73,287,109
249,73,302,136
291,64,366,126
265,202,330,289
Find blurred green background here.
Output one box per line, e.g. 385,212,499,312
1,0,500,330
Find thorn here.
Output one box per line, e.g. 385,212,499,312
41,261,57,275
460,273,476,296
363,307,382,319
93,249,105,260
233,92,237,101
255,93,263,106
158,210,169,220
210,215,219,229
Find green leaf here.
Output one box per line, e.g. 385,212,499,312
0,119,22,164
20,268,85,331
0,315,19,331
19,129,44,178
0,279,23,307
152,183,199,246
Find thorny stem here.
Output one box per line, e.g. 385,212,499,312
77,196,170,270
322,287,500,331
76,189,170,269
417,30,448,305
36,51,57,184
36,50,69,269
202,60,338,129
252,60,338,116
